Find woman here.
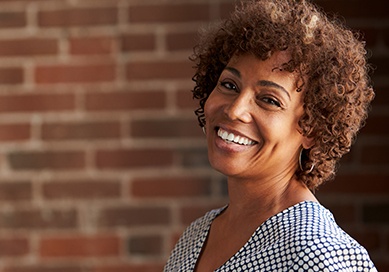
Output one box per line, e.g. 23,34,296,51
165,0,376,271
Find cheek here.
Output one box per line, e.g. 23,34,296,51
204,91,218,119
259,114,302,142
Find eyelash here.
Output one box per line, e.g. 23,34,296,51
219,80,282,108
220,81,238,92
261,97,281,107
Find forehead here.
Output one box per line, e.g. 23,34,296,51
229,51,292,70
226,51,299,86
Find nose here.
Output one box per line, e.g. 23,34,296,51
223,91,253,123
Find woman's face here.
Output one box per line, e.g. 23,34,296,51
204,51,312,181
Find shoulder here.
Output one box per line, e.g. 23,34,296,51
280,201,354,240
180,206,225,242
290,237,377,271
164,206,226,271
241,201,377,271
287,202,377,271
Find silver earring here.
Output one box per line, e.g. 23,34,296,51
202,126,206,135
299,148,314,173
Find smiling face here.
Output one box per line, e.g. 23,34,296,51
204,51,312,182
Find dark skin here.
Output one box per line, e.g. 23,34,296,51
194,52,317,271
195,180,316,271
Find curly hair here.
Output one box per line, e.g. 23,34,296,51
191,0,374,190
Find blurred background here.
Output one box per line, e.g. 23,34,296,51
0,0,386,271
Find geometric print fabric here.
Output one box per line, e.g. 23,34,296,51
164,201,377,272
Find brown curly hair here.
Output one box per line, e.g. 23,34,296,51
191,0,374,190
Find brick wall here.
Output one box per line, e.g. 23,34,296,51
0,0,385,271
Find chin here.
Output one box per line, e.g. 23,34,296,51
209,158,244,178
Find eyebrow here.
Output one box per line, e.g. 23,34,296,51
225,66,291,100
257,80,291,100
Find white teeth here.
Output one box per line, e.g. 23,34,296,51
217,128,255,146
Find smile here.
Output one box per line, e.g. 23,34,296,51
217,128,257,146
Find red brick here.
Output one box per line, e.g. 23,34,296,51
166,31,198,51
130,117,201,138
0,94,75,112
316,0,388,19
0,12,26,28
35,64,115,84
70,37,113,55
0,209,77,229
176,89,198,109
43,180,121,200
0,67,23,84
384,28,389,47
319,174,389,194
0,123,30,141
0,39,57,56
0,237,29,256
0,0,56,0
362,203,389,223
126,60,192,80
87,264,164,272
42,121,120,140
338,148,354,164
38,7,117,27
132,176,211,198
19,265,166,272
320,203,356,224
3,265,81,272
121,33,156,52
129,4,209,23
169,230,184,251
370,57,389,78
98,206,170,227
358,27,380,48
85,91,166,111
361,145,389,164
40,234,120,258
8,151,86,170
362,116,389,135
0,0,383,268
375,262,389,272
371,86,389,105
0,182,32,202
96,148,173,169
220,2,235,19
180,203,226,225
178,147,209,168
128,235,162,256
347,229,381,251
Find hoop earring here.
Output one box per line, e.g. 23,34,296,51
299,148,314,173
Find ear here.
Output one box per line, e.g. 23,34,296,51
302,136,314,149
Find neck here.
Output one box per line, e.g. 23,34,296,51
224,175,317,224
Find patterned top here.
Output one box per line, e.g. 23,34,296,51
164,201,377,271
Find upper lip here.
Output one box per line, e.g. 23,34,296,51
216,125,258,144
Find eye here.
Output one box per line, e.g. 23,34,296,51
219,80,239,92
261,97,281,107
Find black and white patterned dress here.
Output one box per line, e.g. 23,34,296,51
164,201,377,272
